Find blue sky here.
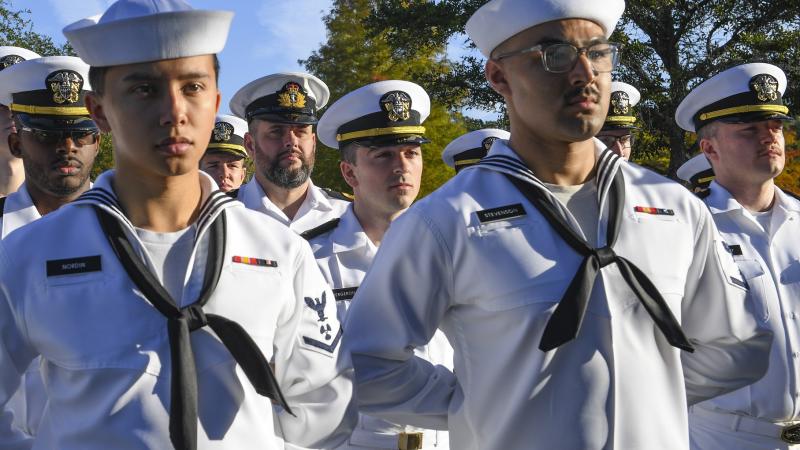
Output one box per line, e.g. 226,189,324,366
17,0,494,120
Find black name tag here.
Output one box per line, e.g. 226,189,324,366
476,203,527,223
333,287,357,302
46,255,102,277
723,242,743,256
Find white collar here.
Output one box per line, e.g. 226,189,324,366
330,204,375,254
1,183,40,238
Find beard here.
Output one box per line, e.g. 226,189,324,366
23,157,92,197
259,144,315,189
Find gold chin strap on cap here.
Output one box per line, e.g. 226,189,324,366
454,158,482,167
207,143,246,152
605,115,637,124
10,103,90,116
699,104,789,121
337,126,426,142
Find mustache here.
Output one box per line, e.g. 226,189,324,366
564,85,601,102
51,156,84,170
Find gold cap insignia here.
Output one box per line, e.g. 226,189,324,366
482,136,498,151
749,74,779,103
0,54,24,70
380,91,412,122
611,91,630,115
213,122,233,142
277,82,307,109
47,70,83,105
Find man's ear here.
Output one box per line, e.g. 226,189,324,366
244,132,255,159
8,132,22,158
85,92,112,133
699,137,718,165
486,59,512,99
340,160,358,190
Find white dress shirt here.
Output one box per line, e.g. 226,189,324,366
0,171,356,449
690,181,800,450
344,140,771,450
237,178,349,233
309,205,452,449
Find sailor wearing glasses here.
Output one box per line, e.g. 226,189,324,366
596,81,639,160
343,0,771,449
0,55,99,438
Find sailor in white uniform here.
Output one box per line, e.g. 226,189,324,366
343,1,772,449
0,55,99,438
0,1,355,449
200,115,248,194
595,81,640,160
306,80,453,450
230,72,349,233
675,63,800,450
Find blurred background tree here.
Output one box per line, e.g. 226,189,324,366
362,0,800,186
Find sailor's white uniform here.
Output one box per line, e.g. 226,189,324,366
344,140,771,450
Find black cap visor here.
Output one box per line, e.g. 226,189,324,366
16,113,98,132
348,134,429,149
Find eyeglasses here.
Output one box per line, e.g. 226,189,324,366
495,42,621,74
596,133,634,148
22,127,99,146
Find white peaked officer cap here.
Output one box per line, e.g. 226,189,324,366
229,72,330,125
0,56,96,131
603,81,640,130
676,63,791,133
207,114,248,159
0,46,40,71
677,153,714,190
317,80,431,150
465,0,626,58
442,128,510,172
63,0,233,67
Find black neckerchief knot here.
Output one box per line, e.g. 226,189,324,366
93,205,292,450
501,170,693,354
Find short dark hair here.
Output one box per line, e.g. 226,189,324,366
339,142,359,165
697,121,720,141
88,54,221,96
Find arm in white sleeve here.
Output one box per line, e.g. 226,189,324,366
273,241,356,449
0,243,35,449
680,207,772,405
344,210,456,430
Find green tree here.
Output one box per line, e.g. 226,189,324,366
0,0,73,56
302,0,467,197
364,0,800,177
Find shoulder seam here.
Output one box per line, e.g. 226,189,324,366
300,218,341,241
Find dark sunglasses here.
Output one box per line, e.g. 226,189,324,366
21,127,100,146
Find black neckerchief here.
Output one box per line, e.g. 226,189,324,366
477,149,693,353
93,202,291,450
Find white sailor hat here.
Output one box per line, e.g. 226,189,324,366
676,63,791,133
230,72,329,125
676,153,714,190
207,114,248,159
0,46,40,71
0,56,96,132
318,80,430,150
442,128,509,172
62,0,233,67
603,81,640,130
465,0,625,58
